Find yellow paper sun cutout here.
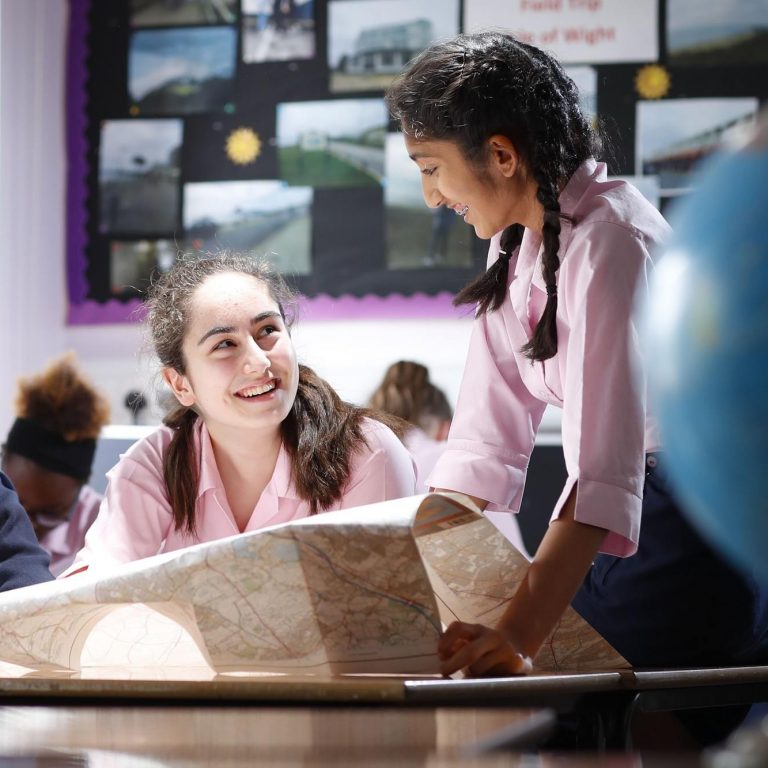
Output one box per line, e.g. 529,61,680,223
226,127,262,165
635,65,671,100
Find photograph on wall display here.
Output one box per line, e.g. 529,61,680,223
110,239,176,297
128,26,237,115
242,0,315,63
68,0,768,322
327,0,459,93
129,0,238,27
565,66,597,123
98,119,183,235
636,97,759,194
667,0,768,66
182,180,313,275
277,98,387,188
384,133,473,270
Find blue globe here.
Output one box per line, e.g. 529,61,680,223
642,115,768,583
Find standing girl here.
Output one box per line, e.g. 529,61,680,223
66,253,415,574
386,32,768,684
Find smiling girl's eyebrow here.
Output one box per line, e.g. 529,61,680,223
251,310,282,325
197,325,235,346
197,311,282,346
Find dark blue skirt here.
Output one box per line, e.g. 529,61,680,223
573,453,768,669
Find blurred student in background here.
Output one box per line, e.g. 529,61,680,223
369,360,528,556
368,361,451,493
2,354,110,576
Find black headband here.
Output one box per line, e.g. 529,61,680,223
5,417,95,480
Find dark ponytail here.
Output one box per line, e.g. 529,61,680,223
520,181,562,361
282,365,407,515
453,224,523,314
162,405,200,535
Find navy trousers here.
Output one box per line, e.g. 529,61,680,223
573,453,768,669
571,455,768,745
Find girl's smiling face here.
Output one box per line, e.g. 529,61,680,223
403,134,542,239
163,271,299,443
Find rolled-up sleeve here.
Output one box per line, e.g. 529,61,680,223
429,308,547,512
554,222,652,556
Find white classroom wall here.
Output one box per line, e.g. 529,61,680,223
0,0,561,437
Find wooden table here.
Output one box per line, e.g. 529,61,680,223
0,662,764,755
0,703,556,765
0,703,708,767
0,662,625,706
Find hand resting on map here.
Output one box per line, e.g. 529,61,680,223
438,621,533,677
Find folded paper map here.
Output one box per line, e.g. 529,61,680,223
0,493,627,674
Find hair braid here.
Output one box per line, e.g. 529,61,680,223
522,176,562,361
283,365,407,513
162,405,200,535
453,224,523,313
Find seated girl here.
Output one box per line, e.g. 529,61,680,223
65,253,415,575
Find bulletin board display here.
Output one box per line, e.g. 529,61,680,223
67,0,768,324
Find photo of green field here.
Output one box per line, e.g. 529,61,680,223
279,146,379,187
277,98,386,188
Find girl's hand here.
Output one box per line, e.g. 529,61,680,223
437,621,533,677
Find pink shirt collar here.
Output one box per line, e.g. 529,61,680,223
194,420,300,533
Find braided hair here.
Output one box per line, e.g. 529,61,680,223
386,32,601,361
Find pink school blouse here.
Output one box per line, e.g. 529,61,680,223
40,485,102,577
428,159,671,557
65,417,416,574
